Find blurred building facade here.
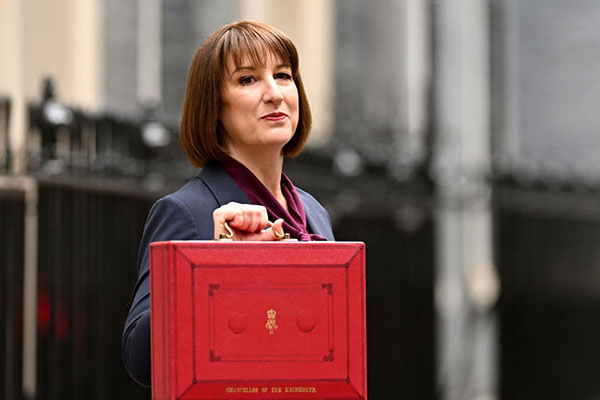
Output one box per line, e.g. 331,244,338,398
1,1,600,399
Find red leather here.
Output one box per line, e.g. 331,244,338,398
150,241,366,399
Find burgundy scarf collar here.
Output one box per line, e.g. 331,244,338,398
221,157,326,241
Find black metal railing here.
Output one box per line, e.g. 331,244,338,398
27,102,193,183
494,176,600,400
0,190,25,400
35,181,154,399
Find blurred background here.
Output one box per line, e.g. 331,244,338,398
1,0,600,399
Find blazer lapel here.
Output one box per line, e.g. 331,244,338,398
198,163,250,206
299,192,335,241
304,205,321,236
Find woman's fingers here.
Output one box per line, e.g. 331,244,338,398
230,204,267,233
212,202,270,240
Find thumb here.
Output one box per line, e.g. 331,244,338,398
269,218,285,239
254,218,285,241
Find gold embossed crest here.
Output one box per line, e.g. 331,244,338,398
265,308,278,334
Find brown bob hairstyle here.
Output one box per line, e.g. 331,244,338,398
179,20,312,168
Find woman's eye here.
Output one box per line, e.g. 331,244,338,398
239,76,255,85
275,72,292,81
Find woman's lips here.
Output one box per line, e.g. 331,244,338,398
262,112,287,121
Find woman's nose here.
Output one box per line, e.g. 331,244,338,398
262,78,284,104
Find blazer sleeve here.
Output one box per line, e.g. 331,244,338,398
122,195,203,387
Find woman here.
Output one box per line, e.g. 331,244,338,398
122,20,334,387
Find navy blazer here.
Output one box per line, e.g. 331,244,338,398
122,164,334,387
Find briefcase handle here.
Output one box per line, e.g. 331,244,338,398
217,220,295,241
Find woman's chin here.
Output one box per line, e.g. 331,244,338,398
257,131,294,148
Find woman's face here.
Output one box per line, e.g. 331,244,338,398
219,51,299,158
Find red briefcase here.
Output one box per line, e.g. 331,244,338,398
150,241,366,399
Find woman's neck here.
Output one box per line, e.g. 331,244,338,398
227,149,285,202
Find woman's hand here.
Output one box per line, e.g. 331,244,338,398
212,202,285,241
